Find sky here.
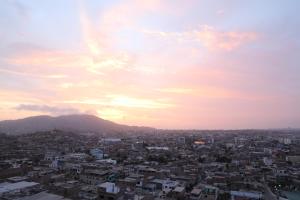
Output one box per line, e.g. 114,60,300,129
0,0,300,129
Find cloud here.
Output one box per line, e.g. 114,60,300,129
77,0,182,76
4,48,87,68
0,68,67,79
196,25,257,51
156,86,265,100
77,11,155,76
15,104,80,115
61,95,174,109
143,25,257,51
78,4,137,75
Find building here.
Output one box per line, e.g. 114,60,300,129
15,191,71,200
230,191,262,200
97,182,122,200
90,148,104,160
0,181,40,198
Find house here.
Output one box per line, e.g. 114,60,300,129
190,188,201,200
90,148,104,160
97,182,123,200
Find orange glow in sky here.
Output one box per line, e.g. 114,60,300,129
0,0,299,129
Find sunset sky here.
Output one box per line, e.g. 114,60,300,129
0,0,300,129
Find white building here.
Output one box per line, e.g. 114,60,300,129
98,182,120,194
90,148,104,160
146,147,169,151
96,158,117,165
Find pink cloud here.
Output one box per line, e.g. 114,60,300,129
196,25,257,51
143,25,258,51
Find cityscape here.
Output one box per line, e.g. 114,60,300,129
0,115,299,200
1,0,300,200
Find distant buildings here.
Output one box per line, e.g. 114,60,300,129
0,129,300,199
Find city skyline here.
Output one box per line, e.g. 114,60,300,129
0,0,300,129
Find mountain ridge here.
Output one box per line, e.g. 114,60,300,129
0,114,153,135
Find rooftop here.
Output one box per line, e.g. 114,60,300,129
0,181,39,194
15,191,71,200
98,182,120,194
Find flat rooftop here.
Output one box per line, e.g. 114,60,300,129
0,181,39,194
15,191,71,200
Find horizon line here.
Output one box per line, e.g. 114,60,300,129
0,114,299,131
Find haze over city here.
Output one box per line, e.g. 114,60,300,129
1,0,300,129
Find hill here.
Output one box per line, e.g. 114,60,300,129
0,114,149,135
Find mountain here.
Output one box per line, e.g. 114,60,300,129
0,114,150,135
